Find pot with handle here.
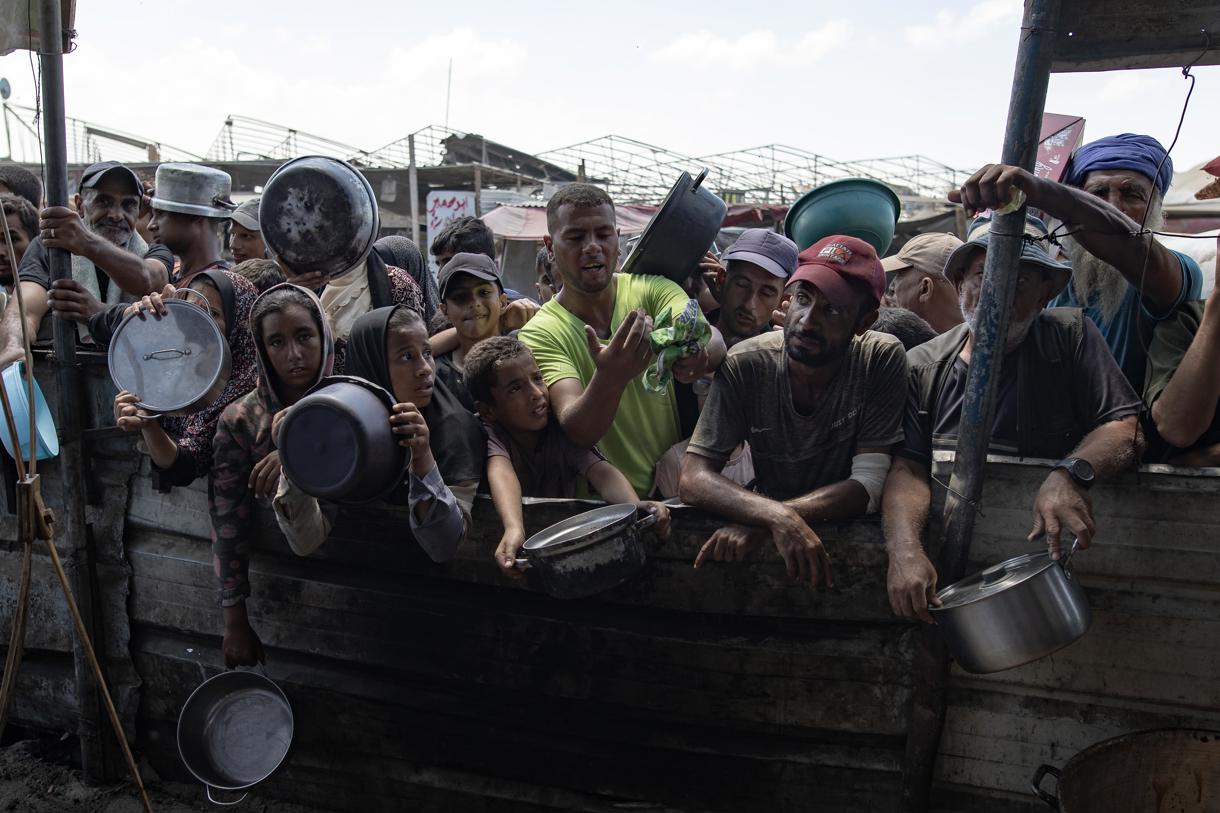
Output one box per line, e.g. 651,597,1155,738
620,169,727,284
1030,728,1220,812
108,288,232,416
929,540,1090,674
177,667,294,807
515,504,656,599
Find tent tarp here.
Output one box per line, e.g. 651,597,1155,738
483,204,656,241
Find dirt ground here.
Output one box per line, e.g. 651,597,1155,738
0,738,327,813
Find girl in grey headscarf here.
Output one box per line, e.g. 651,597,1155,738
373,235,439,322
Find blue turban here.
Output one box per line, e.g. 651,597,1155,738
1064,133,1173,197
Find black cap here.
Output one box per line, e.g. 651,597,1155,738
79,161,143,196
437,252,502,299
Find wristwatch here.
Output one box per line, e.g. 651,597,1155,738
1053,457,1095,489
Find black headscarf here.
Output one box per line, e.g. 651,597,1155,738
345,305,484,486
373,235,439,322
363,248,393,311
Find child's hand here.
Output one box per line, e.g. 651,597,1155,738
125,284,175,320
390,402,435,475
271,407,289,448
250,450,281,499
636,500,671,541
495,527,527,579
500,299,540,332
113,390,155,432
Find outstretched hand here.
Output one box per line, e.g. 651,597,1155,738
583,308,654,385
948,164,1034,217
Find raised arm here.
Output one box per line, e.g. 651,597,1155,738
951,165,1185,311
40,206,166,294
1150,290,1220,448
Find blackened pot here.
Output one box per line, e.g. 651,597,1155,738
620,169,727,283
515,504,656,599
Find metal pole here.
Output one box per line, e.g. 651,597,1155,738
473,165,482,217
2,102,12,161
37,0,107,784
900,1,1060,810
408,134,420,247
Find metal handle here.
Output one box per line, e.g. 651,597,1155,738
1030,764,1061,809
634,512,658,531
514,557,531,571
691,167,709,190
1061,537,1081,577
206,785,248,806
174,287,211,310
143,347,192,361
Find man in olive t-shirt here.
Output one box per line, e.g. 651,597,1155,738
681,236,907,586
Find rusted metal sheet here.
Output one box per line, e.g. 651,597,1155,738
1052,0,1220,72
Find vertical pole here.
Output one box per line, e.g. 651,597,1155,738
37,0,107,784
408,134,420,247
2,102,11,161
900,1,1060,811
473,165,482,217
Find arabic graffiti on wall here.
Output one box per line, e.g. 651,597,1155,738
425,191,477,274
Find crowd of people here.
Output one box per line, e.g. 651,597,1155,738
0,130,1216,666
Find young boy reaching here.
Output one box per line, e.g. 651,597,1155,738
464,336,671,578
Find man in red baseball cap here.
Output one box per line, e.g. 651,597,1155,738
679,235,907,586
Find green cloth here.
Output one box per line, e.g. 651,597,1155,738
644,298,710,394
519,273,707,494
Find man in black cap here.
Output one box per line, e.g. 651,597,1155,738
0,161,173,359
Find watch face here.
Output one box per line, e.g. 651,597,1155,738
1071,458,1095,482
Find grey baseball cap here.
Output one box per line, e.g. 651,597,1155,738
80,161,143,196
722,228,799,278
438,252,502,299
231,197,261,231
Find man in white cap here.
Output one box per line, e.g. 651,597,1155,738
880,232,964,335
0,161,174,361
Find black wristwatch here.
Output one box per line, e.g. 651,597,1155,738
1053,457,1095,489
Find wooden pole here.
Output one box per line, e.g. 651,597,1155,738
900,1,1061,810
37,0,107,783
408,134,420,248
473,165,482,217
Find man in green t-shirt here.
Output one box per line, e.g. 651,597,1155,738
681,236,907,587
518,184,725,495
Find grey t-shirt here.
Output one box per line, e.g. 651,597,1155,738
687,330,908,500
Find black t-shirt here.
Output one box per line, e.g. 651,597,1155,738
898,315,1141,466
17,236,174,300
434,352,476,413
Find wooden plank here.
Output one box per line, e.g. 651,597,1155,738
1052,1,1220,72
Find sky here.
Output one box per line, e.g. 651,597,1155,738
0,0,1216,173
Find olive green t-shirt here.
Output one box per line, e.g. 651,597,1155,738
1145,300,1220,459
518,273,701,494
687,330,907,500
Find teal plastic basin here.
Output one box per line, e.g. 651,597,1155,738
784,178,901,256
0,361,59,461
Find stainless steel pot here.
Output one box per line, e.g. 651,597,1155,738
177,669,294,806
929,544,1090,674
107,290,232,416
515,504,656,599
620,169,727,283
1031,729,1220,812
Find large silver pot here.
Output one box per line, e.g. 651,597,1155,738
1031,729,1220,812
929,546,1090,674
515,504,655,599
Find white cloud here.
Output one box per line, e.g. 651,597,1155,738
650,22,852,71
905,0,1019,49
1097,73,1157,103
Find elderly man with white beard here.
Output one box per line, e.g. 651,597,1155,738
949,133,1202,388
880,214,1144,623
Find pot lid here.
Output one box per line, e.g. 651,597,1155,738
108,299,229,413
523,503,637,553
934,551,1058,609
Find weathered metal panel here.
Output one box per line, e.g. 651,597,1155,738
1051,1,1220,72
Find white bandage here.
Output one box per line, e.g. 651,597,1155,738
849,453,892,514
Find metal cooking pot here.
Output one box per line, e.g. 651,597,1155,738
277,375,409,505
108,290,231,416
515,504,656,599
1031,729,1220,812
620,169,727,283
177,669,294,807
929,543,1090,674
260,156,379,279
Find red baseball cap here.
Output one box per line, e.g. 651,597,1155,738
787,235,885,308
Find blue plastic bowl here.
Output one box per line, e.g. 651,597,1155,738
0,361,59,461
784,178,901,256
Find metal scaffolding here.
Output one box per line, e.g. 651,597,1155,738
1,102,200,165
203,114,372,164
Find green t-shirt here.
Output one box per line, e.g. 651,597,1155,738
519,273,699,494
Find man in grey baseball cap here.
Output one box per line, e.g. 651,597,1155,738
228,197,266,264
714,228,798,348
0,161,175,356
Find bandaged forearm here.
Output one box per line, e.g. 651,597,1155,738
849,453,892,514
